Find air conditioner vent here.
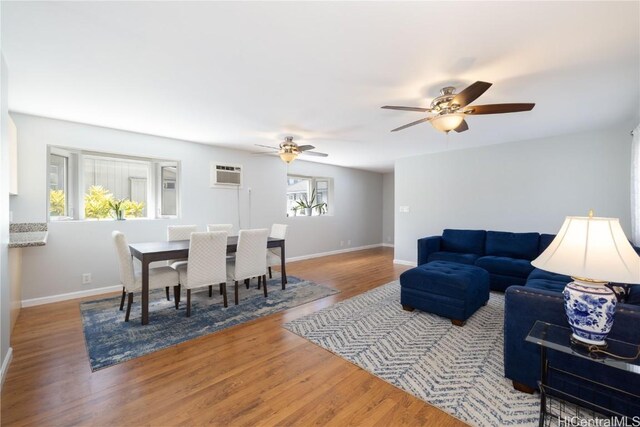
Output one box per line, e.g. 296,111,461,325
210,163,242,187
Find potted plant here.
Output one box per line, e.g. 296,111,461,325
296,189,327,216
109,198,127,220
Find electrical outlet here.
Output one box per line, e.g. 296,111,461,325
82,273,92,285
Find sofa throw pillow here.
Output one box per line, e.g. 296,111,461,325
441,229,486,255
485,231,540,261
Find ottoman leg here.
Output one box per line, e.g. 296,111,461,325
451,319,466,327
402,304,415,312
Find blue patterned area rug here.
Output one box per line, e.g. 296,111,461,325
283,281,540,427
81,276,338,371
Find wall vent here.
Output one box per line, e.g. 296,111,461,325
210,163,242,187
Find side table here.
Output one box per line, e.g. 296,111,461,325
525,320,640,426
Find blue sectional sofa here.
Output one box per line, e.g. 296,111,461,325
417,228,640,416
418,229,563,292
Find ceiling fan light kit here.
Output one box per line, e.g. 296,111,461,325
382,81,535,134
430,113,465,133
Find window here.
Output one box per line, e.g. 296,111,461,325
47,146,180,221
286,175,332,217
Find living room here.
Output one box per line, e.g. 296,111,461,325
1,1,639,426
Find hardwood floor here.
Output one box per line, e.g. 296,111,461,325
1,247,465,426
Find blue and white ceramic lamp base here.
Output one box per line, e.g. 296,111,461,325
563,279,617,346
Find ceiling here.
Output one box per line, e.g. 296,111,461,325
2,1,639,173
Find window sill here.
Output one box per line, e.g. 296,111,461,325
49,217,179,223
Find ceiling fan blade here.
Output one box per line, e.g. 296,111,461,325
255,144,280,149
381,105,431,112
463,103,535,115
296,144,316,151
300,151,328,157
390,117,432,132
250,151,277,155
451,81,492,108
454,120,469,133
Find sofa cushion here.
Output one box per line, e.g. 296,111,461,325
627,285,640,306
441,229,486,255
528,268,571,284
538,234,556,255
485,231,540,260
475,256,535,278
428,251,480,265
525,279,567,293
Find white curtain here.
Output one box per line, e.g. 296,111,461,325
632,123,640,245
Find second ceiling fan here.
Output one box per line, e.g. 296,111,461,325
255,136,328,164
382,81,535,133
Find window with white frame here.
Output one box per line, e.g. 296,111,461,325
286,174,332,217
47,146,180,221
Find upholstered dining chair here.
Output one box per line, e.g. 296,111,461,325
227,228,269,305
175,231,228,317
112,231,180,322
267,224,288,279
207,224,233,234
166,225,198,300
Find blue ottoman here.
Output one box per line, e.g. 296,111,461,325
400,261,490,326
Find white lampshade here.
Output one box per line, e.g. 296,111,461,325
430,113,464,132
532,215,640,284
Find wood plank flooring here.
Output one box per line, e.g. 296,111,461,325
1,247,465,426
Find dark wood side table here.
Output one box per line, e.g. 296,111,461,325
525,321,640,426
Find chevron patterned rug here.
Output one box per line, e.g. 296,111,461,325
283,281,540,426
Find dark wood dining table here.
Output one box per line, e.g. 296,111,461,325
129,236,286,325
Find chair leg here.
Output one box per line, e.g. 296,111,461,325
186,289,192,317
119,287,126,311
125,293,133,322
235,281,239,305
222,283,228,308
165,286,170,301
258,275,261,289
245,278,250,289
262,274,268,298
209,285,213,298
268,266,272,279
173,285,180,309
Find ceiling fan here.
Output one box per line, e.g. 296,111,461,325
382,81,535,133
255,136,329,164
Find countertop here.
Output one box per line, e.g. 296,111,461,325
9,223,48,248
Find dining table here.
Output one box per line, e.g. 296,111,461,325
129,236,286,325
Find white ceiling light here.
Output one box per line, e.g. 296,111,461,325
430,113,465,133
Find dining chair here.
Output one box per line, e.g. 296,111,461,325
166,225,198,300
174,231,228,317
112,231,180,322
227,228,269,305
207,224,233,234
267,224,288,279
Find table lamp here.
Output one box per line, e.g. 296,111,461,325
531,211,640,346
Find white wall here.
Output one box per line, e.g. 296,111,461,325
11,114,383,300
394,125,633,264
0,54,12,380
382,172,394,245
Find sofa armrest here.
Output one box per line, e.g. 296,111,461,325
417,236,441,266
504,286,640,390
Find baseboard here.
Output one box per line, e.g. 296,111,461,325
287,244,384,263
393,259,417,267
21,285,122,308
381,243,394,248
1,347,13,388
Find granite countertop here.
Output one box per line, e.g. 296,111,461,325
9,223,48,248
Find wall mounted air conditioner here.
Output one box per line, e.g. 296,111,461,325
210,163,242,188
